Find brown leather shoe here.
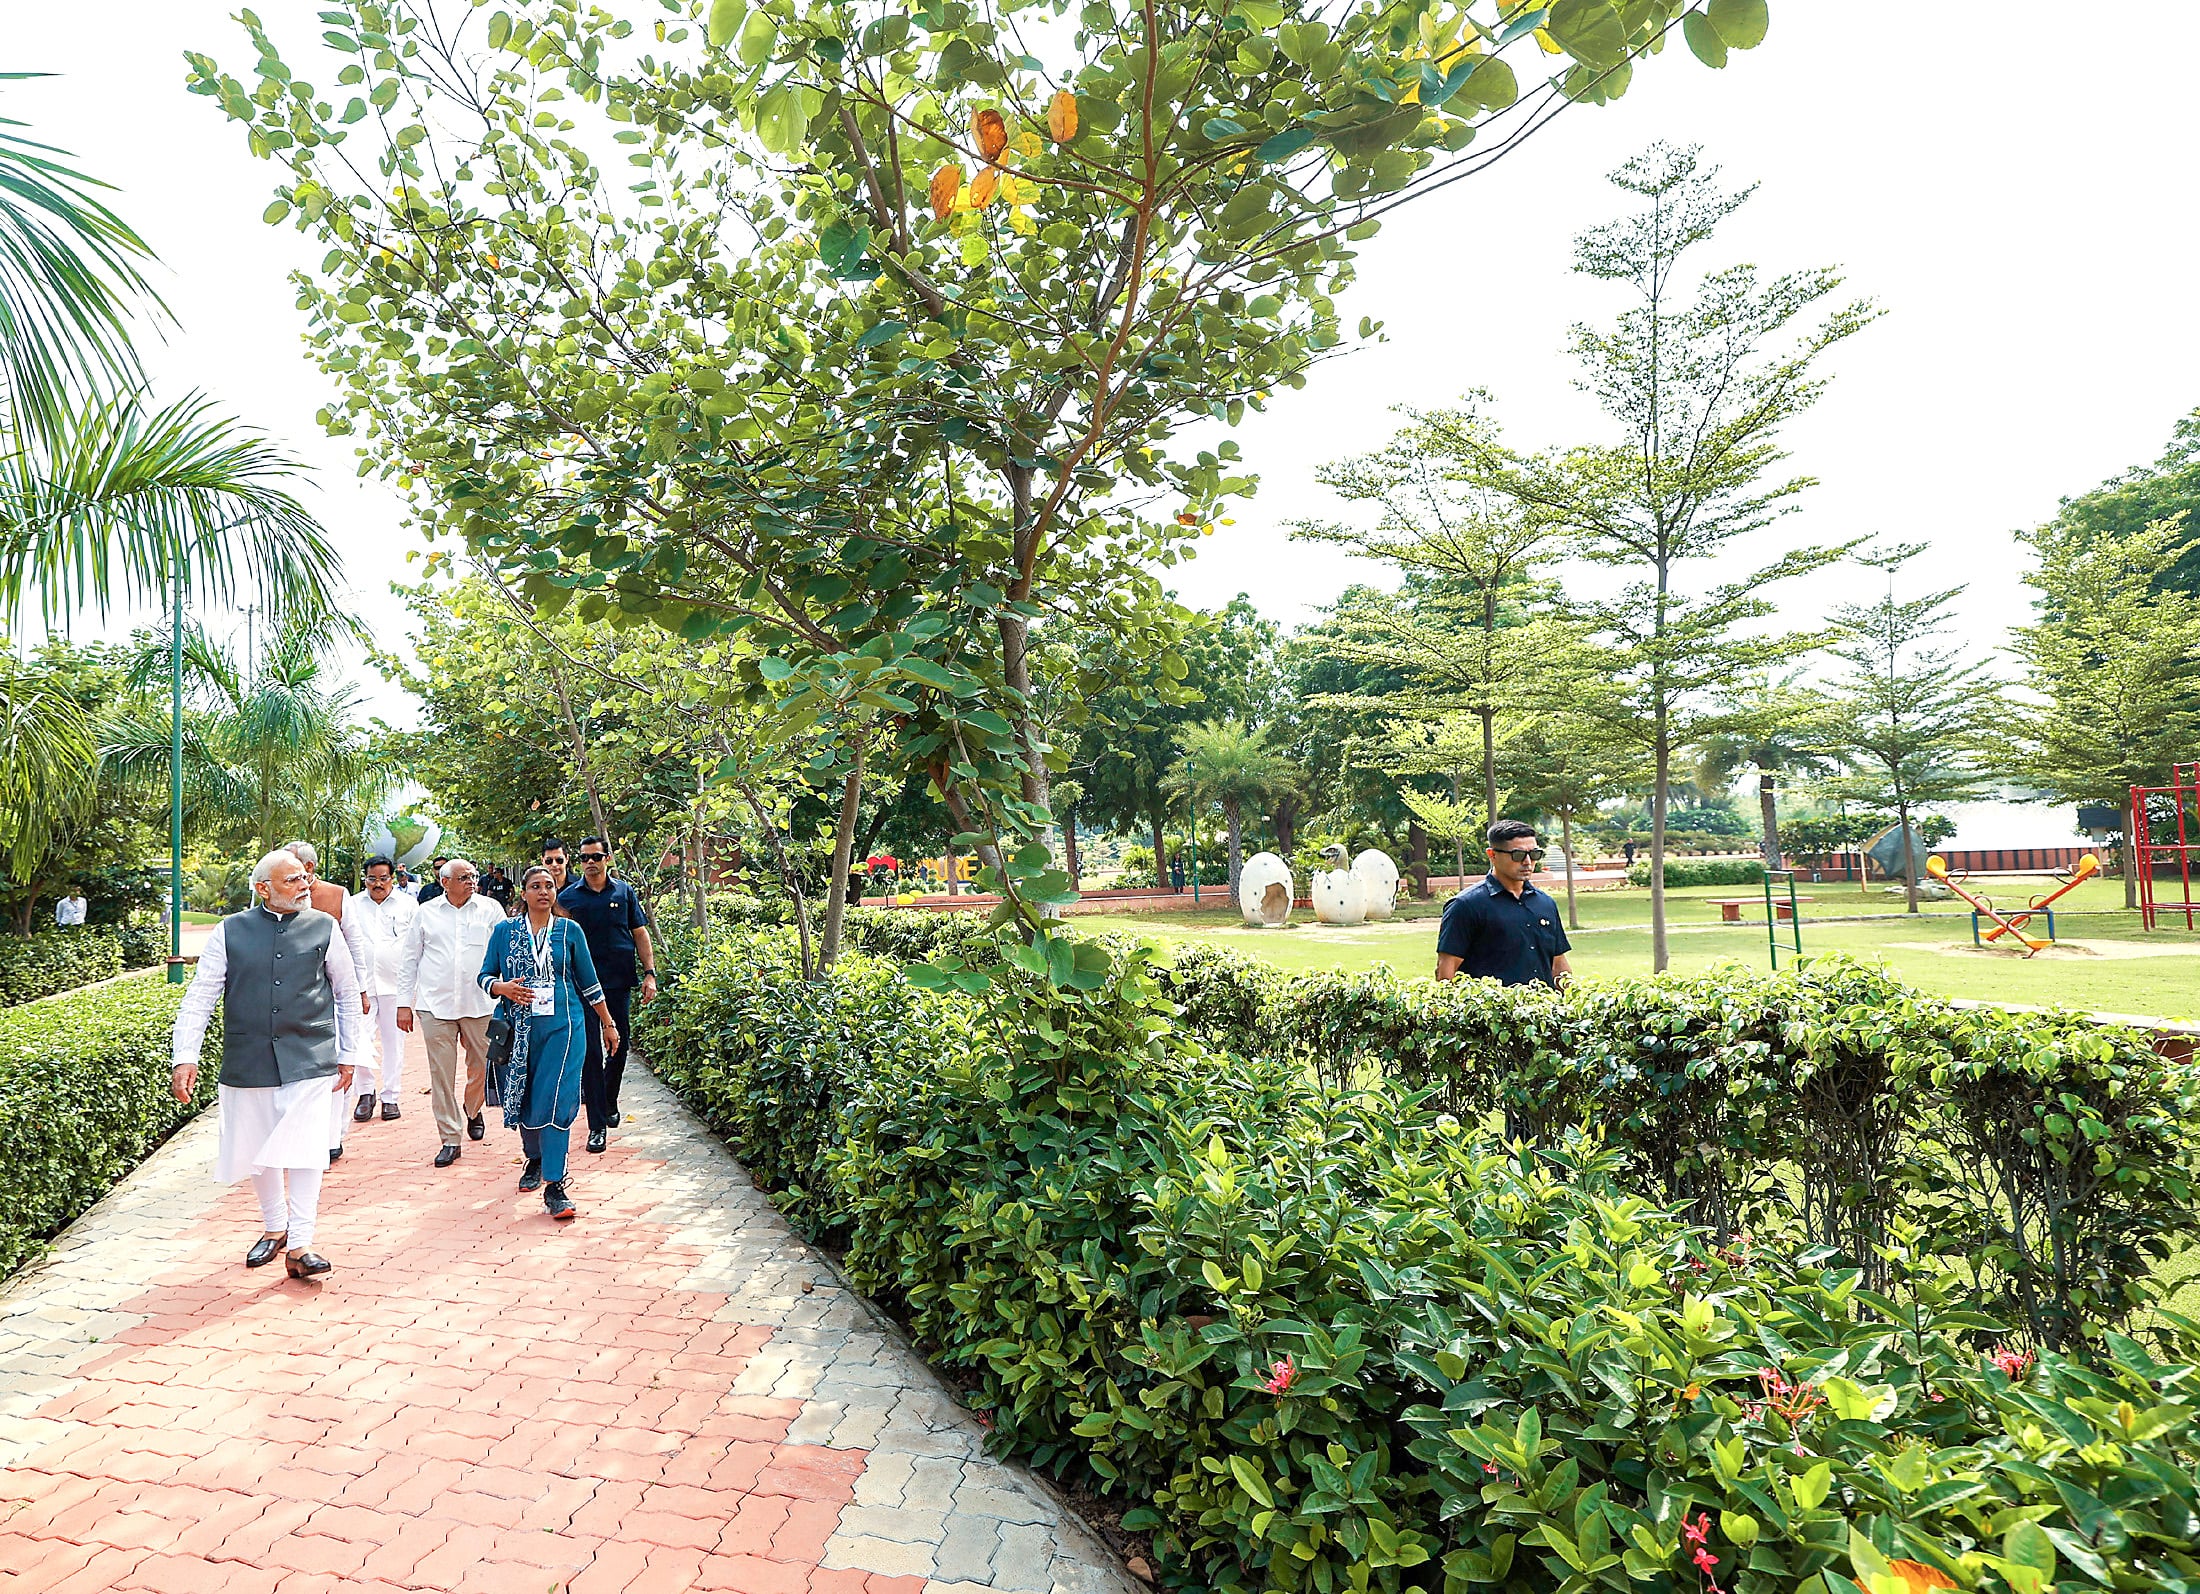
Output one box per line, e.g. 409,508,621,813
284,1250,333,1280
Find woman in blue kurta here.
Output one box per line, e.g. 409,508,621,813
477,865,619,1219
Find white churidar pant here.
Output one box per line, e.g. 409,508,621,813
369,992,404,1101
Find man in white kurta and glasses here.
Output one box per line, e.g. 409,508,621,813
170,849,365,1280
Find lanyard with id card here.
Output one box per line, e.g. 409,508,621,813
529,923,556,1016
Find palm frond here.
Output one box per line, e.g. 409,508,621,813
0,393,341,625
0,660,98,866
0,82,162,446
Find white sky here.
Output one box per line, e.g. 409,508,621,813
11,2,2200,731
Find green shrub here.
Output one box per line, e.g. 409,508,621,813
0,979,219,1277
0,923,162,1006
636,931,2200,1594
1626,858,1768,888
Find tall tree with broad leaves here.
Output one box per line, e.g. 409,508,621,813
1433,142,1873,969
1498,710,1640,930
1691,673,1827,870
1813,545,1995,915
188,0,1775,991
2031,407,2200,600
2004,514,2200,907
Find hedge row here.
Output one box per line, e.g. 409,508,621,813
800,903,2200,1354
1625,859,1768,889
0,979,218,1278
0,922,165,1007
636,928,2200,1594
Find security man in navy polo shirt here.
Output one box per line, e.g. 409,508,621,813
1435,819,1574,988
557,836,658,1153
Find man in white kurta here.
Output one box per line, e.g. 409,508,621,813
348,855,417,1123
170,850,364,1279
284,840,376,1163
397,859,505,1167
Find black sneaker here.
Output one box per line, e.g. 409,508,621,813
543,1181,577,1220
518,1158,543,1193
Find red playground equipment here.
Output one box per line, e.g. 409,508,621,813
2132,763,2200,930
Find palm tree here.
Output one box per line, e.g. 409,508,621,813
105,605,396,858
0,82,338,625
1166,719,1294,898
1693,678,1829,870
0,652,97,928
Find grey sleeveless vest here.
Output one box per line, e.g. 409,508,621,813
219,907,342,1088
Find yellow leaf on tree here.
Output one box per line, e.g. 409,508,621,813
998,173,1025,205
1016,130,1042,158
1533,26,1563,52
929,163,963,220
1047,89,1079,143
970,166,1000,208
974,108,1008,161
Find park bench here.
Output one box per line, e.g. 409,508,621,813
1704,895,1812,923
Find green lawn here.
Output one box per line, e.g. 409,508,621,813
1082,875,2200,1021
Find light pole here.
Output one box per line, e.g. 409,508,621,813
168,561,185,981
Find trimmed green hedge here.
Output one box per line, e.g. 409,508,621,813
0,922,164,1006
1625,858,1768,888
637,930,2200,1594
0,979,218,1277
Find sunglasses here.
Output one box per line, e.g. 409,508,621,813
577,852,607,862
1493,848,1547,863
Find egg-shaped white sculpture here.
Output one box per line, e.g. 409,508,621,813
1312,844,1366,925
1237,851,1295,927
1352,848,1400,920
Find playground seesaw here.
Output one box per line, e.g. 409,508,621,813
1923,853,2098,958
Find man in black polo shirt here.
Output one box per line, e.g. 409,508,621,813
1436,819,1574,989
557,836,658,1153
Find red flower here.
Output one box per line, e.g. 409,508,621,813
1681,1512,1710,1547
1481,1460,1499,1476
1989,1345,2034,1380
1262,1356,1296,1396
1694,1548,1719,1573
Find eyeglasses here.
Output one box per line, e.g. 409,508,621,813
1493,848,1547,863
577,852,607,863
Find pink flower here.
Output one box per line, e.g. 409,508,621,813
1694,1548,1719,1573
1262,1356,1297,1396
1681,1512,1711,1547
1481,1460,1500,1476
1989,1345,2034,1380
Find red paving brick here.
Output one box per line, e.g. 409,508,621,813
0,1028,895,1594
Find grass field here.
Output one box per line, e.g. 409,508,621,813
1082,875,2200,1020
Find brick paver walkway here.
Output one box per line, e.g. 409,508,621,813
0,1023,1131,1594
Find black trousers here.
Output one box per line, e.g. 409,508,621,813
582,984,635,1132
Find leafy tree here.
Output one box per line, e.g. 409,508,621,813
1500,712,1640,928
1436,142,1873,969
1075,595,1279,867
1691,673,1827,869
0,648,98,928
1166,718,1292,898
188,0,1774,975
2005,514,2200,906
1295,404,1573,823
2032,407,2200,598
1814,547,1995,913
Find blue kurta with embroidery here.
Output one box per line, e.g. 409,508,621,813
477,914,603,1133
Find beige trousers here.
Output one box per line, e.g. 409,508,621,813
419,1013,490,1147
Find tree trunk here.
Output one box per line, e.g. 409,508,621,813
543,655,611,850
1650,716,1671,973
1758,772,1782,870
1896,793,1920,914
1405,821,1431,899
1558,808,1581,931
1479,704,1498,829
1150,808,1169,892
2123,841,2137,909
1223,798,1243,899
690,762,707,931
1062,807,1083,887
945,833,959,896
1273,794,1299,854
820,739,867,965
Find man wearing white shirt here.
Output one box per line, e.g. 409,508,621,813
54,888,88,927
170,849,364,1279
347,855,418,1127
397,857,504,1167
285,841,375,1166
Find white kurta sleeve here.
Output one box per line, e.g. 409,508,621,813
396,911,426,1008
171,921,228,1072
339,904,373,993
323,930,364,1063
